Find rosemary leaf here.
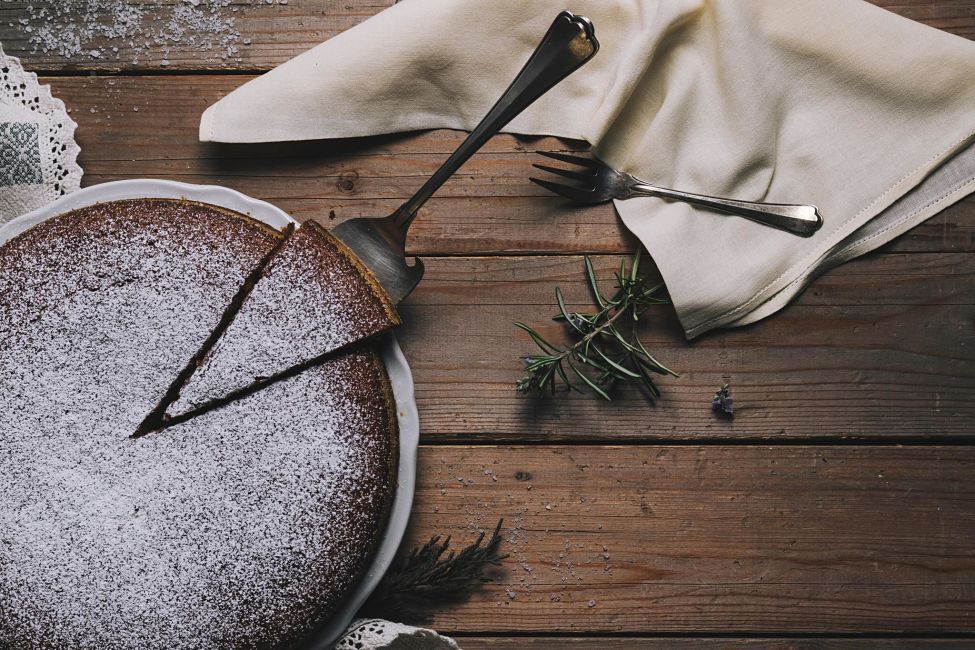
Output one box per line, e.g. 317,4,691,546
555,287,584,335
514,322,558,355
634,334,679,378
594,346,642,379
569,358,612,400
585,256,607,309
514,251,678,401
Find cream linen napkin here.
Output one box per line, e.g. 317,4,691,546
200,0,975,338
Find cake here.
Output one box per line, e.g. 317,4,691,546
0,199,283,431
0,199,400,648
162,221,400,422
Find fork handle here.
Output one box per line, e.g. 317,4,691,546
392,11,599,232
631,183,823,237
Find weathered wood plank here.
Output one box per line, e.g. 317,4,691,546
39,75,975,255
0,0,396,73
397,253,975,442
2,0,972,72
458,640,975,649
406,445,975,634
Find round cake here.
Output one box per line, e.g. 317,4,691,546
0,199,399,648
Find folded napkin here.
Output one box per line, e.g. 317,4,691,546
201,0,975,338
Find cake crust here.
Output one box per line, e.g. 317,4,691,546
166,220,402,419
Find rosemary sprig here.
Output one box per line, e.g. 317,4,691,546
515,250,678,401
361,519,507,620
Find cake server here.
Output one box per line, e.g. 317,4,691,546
330,11,599,304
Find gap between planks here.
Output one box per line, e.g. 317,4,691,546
454,635,975,648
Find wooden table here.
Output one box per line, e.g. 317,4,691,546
3,1,973,647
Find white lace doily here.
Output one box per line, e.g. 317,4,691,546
335,619,459,650
0,43,82,224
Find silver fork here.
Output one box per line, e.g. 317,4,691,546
531,152,823,237
331,12,599,303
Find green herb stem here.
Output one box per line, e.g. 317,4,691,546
515,251,677,401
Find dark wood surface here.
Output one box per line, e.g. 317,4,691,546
459,641,975,649
410,445,975,634
5,1,974,646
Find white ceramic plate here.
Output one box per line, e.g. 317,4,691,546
0,179,420,650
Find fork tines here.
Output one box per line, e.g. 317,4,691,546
529,151,599,202
536,150,598,167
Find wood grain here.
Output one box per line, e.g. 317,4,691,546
2,1,972,72
37,74,975,255
4,0,975,642
457,639,975,649
397,253,975,442
406,445,975,634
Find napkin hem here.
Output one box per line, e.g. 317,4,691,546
727,170,975,329
683,129,975,338
199,106,588,145
834,179,974,261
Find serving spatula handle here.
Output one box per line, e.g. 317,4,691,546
392,11,599,231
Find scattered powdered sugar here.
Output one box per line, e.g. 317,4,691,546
0,199,278,384
0,201,396,648
18,0,287,65
0,351,394,647
169,222,399,417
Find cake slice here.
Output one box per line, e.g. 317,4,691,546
162,220,400,421
0,198,284,435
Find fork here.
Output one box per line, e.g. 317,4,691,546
330,12,599,303
531,152,823,237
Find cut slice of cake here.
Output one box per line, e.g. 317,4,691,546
163,220,401,421
0,199,284,435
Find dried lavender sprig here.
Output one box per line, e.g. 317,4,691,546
712,383,733,417
360,519,507,620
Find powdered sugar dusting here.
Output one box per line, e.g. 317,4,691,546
169,222,399,416
0,199,279,416
18,0,287,65
0,351,394,648
0,202,396,647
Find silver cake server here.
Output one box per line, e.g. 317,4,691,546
331,11,599,303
